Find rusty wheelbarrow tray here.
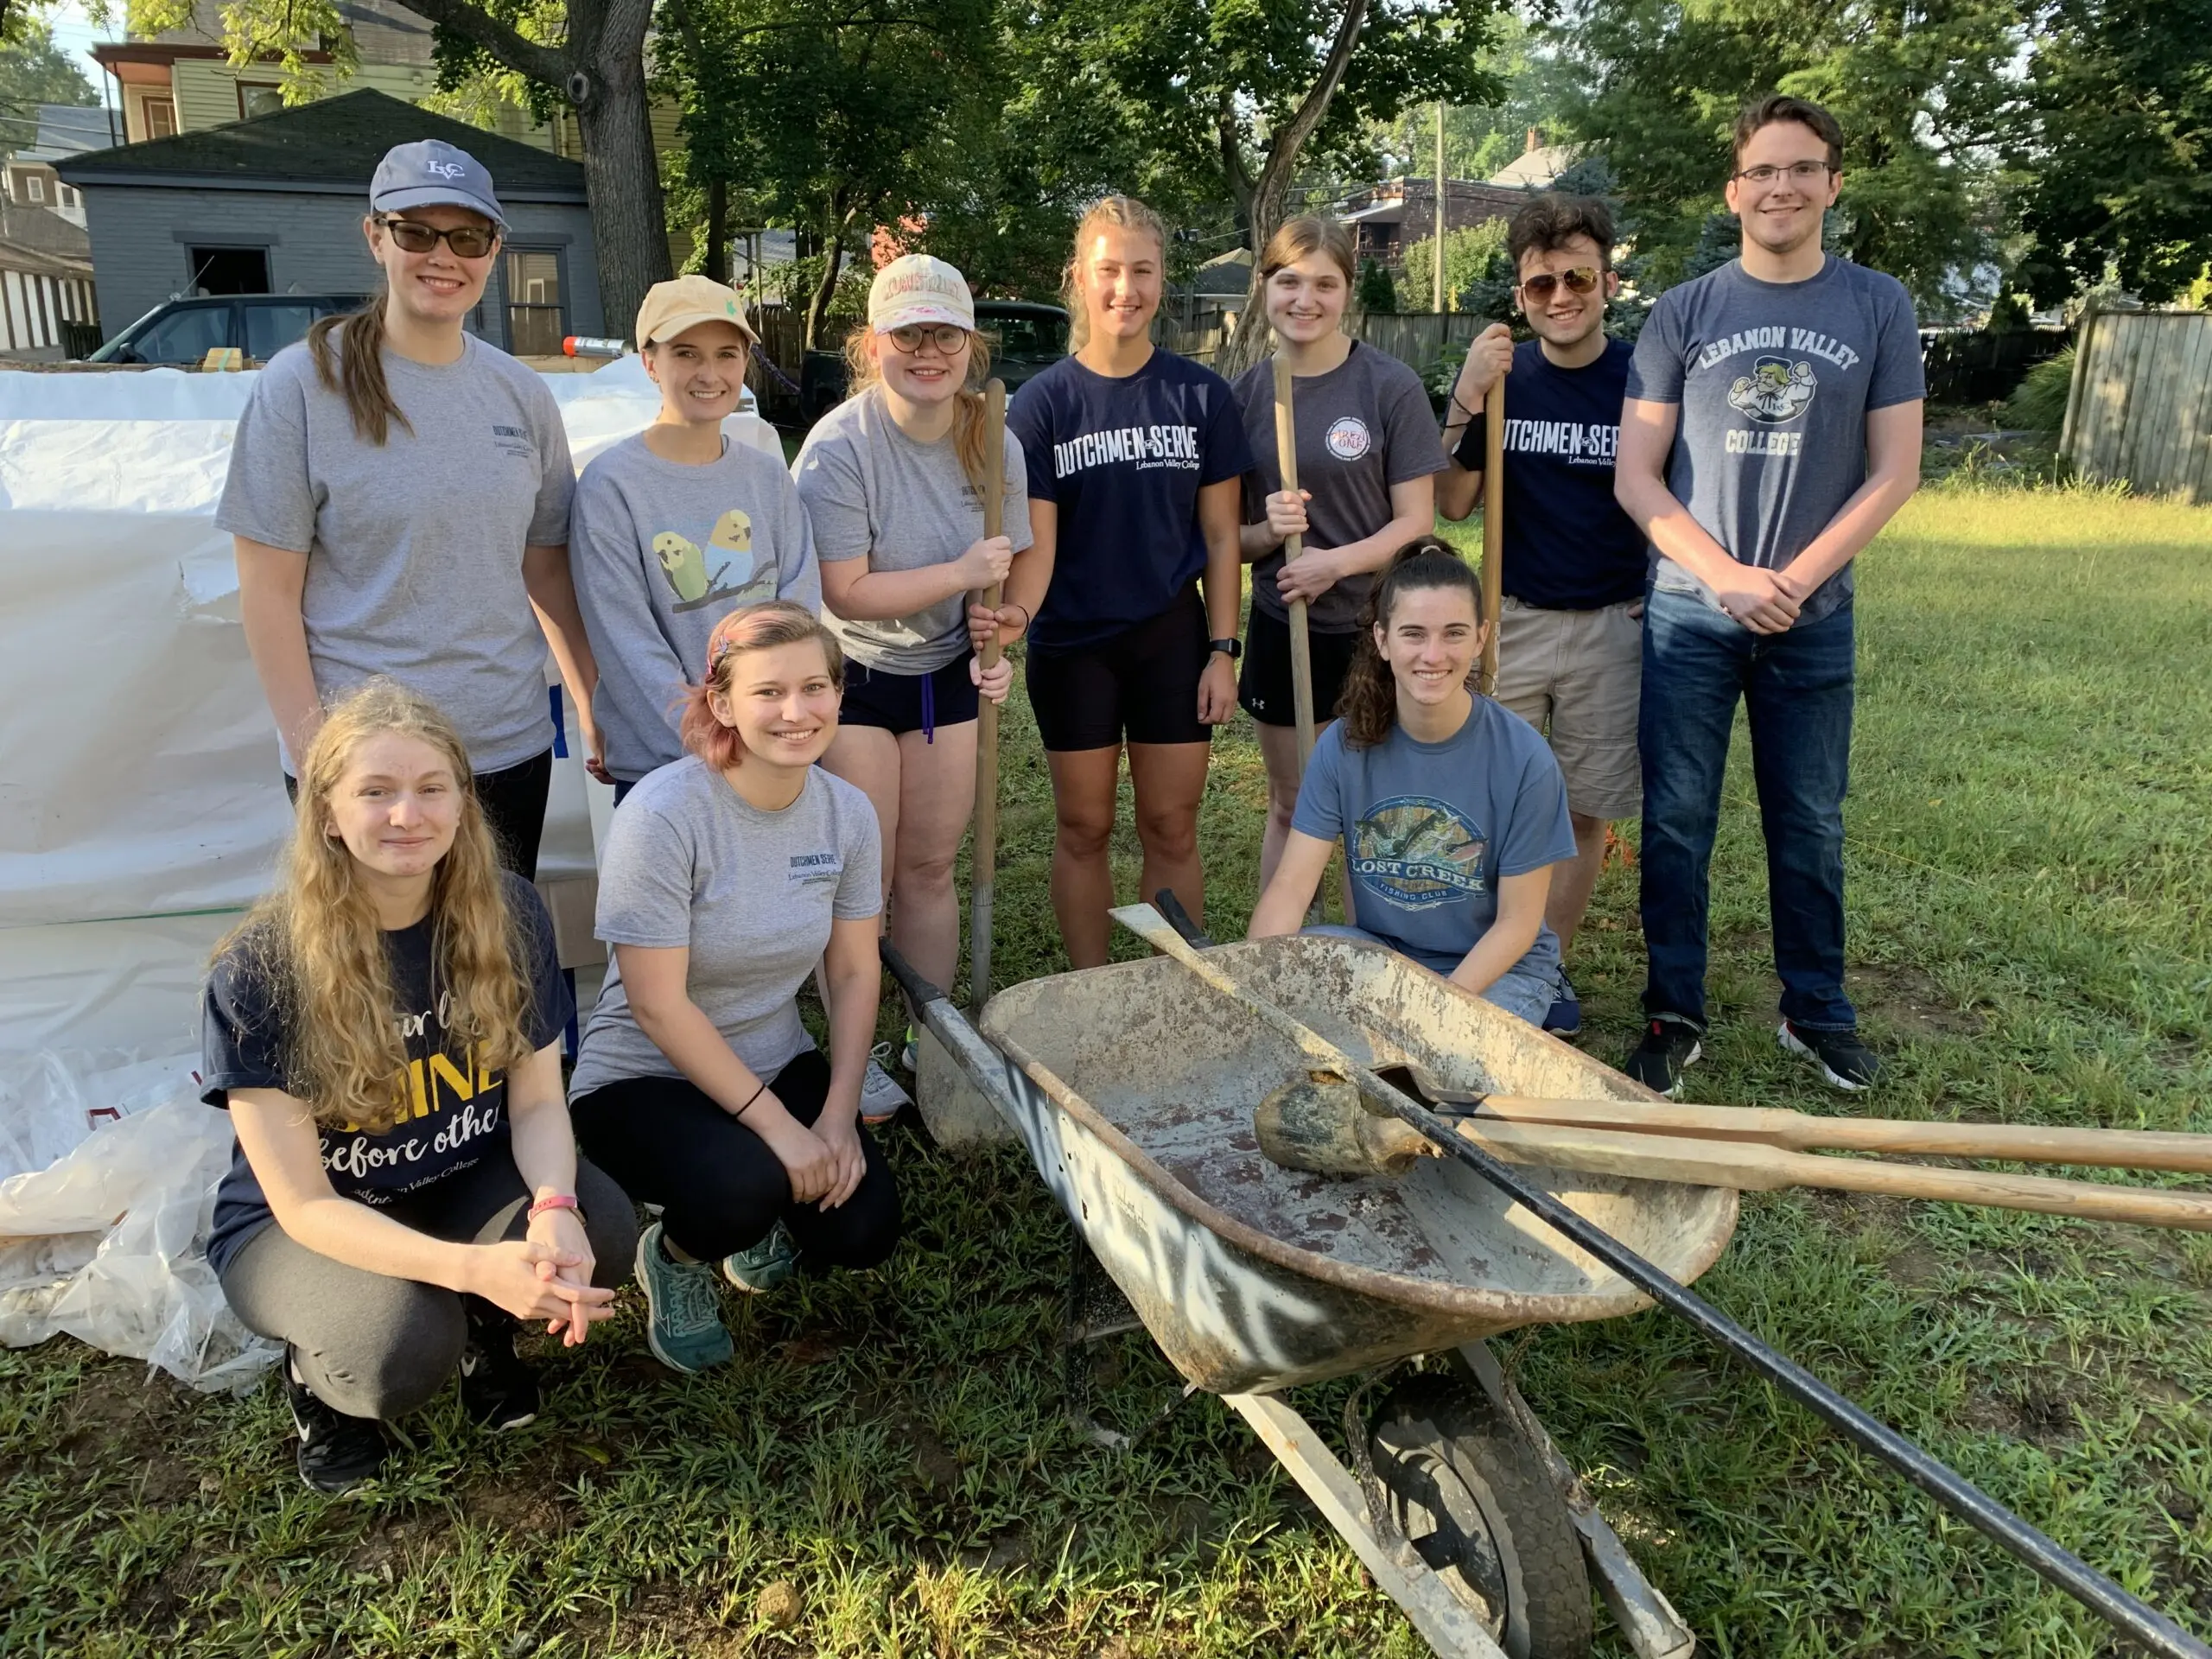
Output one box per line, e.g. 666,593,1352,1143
894,933,1723,1659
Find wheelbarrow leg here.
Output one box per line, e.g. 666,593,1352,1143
1224,1390,1510,1659
1451,1344,1698,1659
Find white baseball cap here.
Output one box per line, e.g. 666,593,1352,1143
868,254,974,333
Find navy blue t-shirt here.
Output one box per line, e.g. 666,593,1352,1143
199,871,572,1275
1010,348,1255,651
1453,338,1646,610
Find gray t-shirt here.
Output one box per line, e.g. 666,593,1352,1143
1292,696,1579,982
568,755,882,1097
569,433,823,783
1626,256,1924,626
791,385,1033,673
1232,342,1447,633
216,333,575,772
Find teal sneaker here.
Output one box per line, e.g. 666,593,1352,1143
634,1220,733,1374
722,1218,800,1294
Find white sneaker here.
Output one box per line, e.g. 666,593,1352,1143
861,1047,911,1125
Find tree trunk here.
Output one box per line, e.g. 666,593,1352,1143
1218,0,1372,378
804,208,849,349
704,176,729,284
572,10,673,343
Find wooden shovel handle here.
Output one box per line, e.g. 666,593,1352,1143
1474,1094,2212,1177
1271,353,1316,770
1389,1116,2212,1233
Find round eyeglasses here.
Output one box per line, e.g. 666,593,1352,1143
886,323,969,355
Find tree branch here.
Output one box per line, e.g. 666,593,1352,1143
399,0,567,86
1262,0,1370,179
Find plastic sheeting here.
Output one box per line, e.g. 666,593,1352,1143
0,358,779,1377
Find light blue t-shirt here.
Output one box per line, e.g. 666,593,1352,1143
1291,696,1578,980
1626,255,1924,626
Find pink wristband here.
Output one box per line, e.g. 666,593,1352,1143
527,1192,578,1220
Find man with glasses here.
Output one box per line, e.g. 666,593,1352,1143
1615,94,1924,1096
1439,194,1647,1036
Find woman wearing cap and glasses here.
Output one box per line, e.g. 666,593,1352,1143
569,275,821,804
793,255,1034,1039
218,139,604,879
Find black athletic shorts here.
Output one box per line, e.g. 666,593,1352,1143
1237,601,1362,729
839,650,980,739
1025,586,1212,752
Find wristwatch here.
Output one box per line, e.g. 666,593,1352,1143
1209,637,1243,660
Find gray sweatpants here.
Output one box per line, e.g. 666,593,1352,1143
220,1154,636,1421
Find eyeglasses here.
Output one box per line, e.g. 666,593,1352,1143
1517,267,1602,301
886,323,969,355
376,216,497,259
1732,160,1835,188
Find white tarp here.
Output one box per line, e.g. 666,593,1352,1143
0,357,778,1379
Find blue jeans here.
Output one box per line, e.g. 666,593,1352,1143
1638,587,1857,1033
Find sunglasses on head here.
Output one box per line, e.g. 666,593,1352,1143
1517,267,1603,301
376,216,497,259
886,322,969,355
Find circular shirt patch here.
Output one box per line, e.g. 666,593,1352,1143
1325,416,1372,461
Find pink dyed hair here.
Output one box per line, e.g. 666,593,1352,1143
679,601,845,770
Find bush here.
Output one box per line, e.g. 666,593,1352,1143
2002,346,2075,431
1356,258,1398,315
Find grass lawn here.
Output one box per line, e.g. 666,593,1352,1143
3,479,2209,1657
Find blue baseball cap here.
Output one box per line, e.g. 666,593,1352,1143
370,140,505,228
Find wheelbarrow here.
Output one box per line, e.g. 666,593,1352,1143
889,930,1727,1659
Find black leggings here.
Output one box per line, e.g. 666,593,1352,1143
570,1049,902,1268
286,747,553,879
219,1153,636,1421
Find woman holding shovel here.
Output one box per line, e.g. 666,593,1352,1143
1249,538,1577,1025
794,255,1033,1071
1231,216,1445,890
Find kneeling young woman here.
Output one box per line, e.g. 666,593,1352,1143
1247,539,1579,1025
569,602,900,1375
203,682,632,1496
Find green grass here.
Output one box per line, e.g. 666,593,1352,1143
4,480,2209,1656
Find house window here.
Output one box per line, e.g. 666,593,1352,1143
238,83,284,119
504,248,566,356
24,176,43,204
57,184,78,210
188,246,271,295
142,97,177,140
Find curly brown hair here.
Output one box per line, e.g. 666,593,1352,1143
1334,537,1487,749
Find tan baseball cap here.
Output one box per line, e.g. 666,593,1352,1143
868,254,974,333
634,274,757,349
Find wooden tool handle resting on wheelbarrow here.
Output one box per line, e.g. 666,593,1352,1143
1257,1079,2212,1232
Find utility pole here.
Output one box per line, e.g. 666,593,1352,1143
1433,102,1447,313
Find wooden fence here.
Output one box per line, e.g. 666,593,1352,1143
2060,308,2212,503
1160,310,1488,377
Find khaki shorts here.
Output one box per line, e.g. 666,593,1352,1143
1492,597,1643,821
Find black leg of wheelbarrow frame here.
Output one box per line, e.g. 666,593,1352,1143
1153,893,2212,1659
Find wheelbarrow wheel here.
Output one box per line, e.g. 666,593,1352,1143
1368,1374,1592,1659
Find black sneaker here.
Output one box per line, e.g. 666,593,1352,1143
460,1320,542,1432
283,1347,387,1495
1779,1020,1881,1092
1624,1018,1702,1097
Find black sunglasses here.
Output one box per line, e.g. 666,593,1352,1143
376,216,498,259
1517,267,1603,301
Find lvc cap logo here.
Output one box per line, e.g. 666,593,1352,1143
1325,416,1372,461
423,159,467,180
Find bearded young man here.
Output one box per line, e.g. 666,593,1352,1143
1613,94,1924,1096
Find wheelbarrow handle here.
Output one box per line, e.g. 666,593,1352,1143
1110,905,2212,1659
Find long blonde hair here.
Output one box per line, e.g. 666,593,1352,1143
840,319,998,496
1062,194,1170,353
219,681,536,1133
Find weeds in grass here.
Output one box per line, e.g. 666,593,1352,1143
3,486,2208,1656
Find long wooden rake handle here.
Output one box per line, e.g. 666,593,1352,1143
1478,377,1503,696
1460,1092,2212,1176
967,378,1008,1015
1271,353,1316,771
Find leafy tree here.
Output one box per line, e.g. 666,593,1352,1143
123,0,672,335
1553,0,2019,307
0,18,100,126
1398,219,1507,309
2012,0,2212,305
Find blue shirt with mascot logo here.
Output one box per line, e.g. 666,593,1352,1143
1291,696,1578,980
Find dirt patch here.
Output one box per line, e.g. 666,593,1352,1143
61,1358,203,1499
464,1479,575,1539
1847,963,1985,1039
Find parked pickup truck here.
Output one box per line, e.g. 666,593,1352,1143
798,300,1069,423
87,293,371,366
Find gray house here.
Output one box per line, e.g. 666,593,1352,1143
58,89,602,353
